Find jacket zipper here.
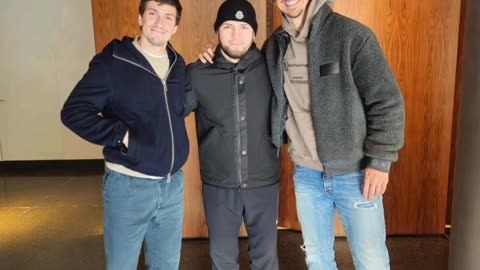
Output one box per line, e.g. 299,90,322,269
233,65,243,188
113,45,178,180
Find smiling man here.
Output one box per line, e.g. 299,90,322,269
61,1,188,269
184,1,280,269
263,0,405,269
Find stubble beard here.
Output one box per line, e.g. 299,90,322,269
219,40,249,60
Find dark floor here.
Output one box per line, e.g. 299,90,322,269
0,165,449,270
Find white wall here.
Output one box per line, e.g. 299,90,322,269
0,0,102,160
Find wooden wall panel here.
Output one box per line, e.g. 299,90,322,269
277,147,298,230
91,0,267,238
91,0,116,52
275,0,461,234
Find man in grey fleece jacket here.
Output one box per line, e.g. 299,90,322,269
263,0,405,269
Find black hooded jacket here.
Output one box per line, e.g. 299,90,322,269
184,46,279,188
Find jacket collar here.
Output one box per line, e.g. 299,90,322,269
274,2,333,40
309,2,333,38
111,36,178,74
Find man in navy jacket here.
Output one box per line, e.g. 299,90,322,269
61,1,188,269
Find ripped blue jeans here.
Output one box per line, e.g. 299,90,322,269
293,165,390,270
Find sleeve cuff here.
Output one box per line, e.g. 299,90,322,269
367,158,392,173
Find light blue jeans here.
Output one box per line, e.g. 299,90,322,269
103,169,184,270
293,165,390,270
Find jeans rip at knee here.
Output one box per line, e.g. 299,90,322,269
353,200,379,209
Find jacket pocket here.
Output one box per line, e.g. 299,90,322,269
199,128,234,180
319,61,340,76
120,132,139,163
251,135,280,179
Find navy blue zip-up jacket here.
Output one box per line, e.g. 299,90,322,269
61,37,189,177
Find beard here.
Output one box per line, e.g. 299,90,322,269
219,39,249,60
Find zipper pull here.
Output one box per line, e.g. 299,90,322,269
162,80,167,92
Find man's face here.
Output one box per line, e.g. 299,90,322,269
138,1,178,48
276,0,309,20
218,20,255,61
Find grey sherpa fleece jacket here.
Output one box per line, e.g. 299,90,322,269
263,4,405,176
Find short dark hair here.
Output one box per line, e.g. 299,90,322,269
139,0,183,25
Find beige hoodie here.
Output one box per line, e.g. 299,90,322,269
282,0,332,171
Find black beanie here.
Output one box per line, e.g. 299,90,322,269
214,0,258,34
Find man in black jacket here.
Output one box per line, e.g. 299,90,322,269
184,0,280,269
61,1,188,269
202,0,405,269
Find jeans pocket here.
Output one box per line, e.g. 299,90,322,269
293,165,321,194
336,170,365,184
103,171,135,200
170,170,184,195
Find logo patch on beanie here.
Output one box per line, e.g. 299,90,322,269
235,11,244,20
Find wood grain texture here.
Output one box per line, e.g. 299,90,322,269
274,0,462,234
91,0,117,52
91,0,267,238
277,147,298,230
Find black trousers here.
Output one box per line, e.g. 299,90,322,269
202,182,280,270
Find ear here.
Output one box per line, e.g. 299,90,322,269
138,14,143,27
172,24,178,35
